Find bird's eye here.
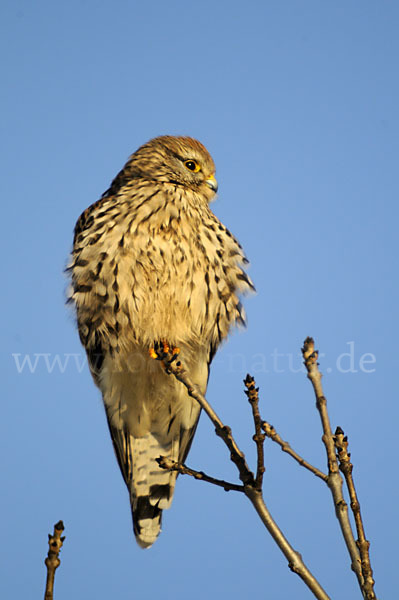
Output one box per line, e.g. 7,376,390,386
184,160,201,172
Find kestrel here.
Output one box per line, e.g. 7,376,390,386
67,136,253,547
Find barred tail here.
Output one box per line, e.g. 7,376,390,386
100,354,205,549
131,480,176,548
132,497,163,548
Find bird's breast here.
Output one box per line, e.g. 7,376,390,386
70,191,250,356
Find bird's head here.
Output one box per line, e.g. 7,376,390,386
122,135,218,202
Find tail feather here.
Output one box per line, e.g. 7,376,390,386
131,434,179,506
148,483,173,508
126,432,180,547
100,352,208,548
133,497,163,548
131,480,174,547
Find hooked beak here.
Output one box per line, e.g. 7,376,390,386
205,174,218,193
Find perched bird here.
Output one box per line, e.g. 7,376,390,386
67,135,254,547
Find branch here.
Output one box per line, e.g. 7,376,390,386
245,487,330,600
157,456,244,492
156,350,331,600
261,421,327,481
244,375,266,490
334,427,377,600
44,520,65,600
301,337,365,594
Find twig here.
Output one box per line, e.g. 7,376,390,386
156,350,331,600
244,374,266,490
301,337,365,594
44,520,65,600
157,456,244,492
261,421,327,481
334,427,377,600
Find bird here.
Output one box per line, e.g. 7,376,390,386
67,135,254,548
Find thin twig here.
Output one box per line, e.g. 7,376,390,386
301,337,365,594
244,374,266,489
334,427,377,600
157,456,244,492
261,421,327,481
44,520,65,600
156,350,331,600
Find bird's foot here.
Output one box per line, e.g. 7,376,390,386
149,341,180,363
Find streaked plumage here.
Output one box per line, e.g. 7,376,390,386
67,135,253,547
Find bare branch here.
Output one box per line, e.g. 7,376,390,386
157,456,245,492
245,487,330,600
262,421,327,481
44,520,65,600
244,374,266,489
157,350,331,600
334,427,377,600
302,337,365,594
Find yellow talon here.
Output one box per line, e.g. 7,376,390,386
149,348,158,359
162,341,170,354
172,347,180,356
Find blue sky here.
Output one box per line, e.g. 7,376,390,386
2,1,397,598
